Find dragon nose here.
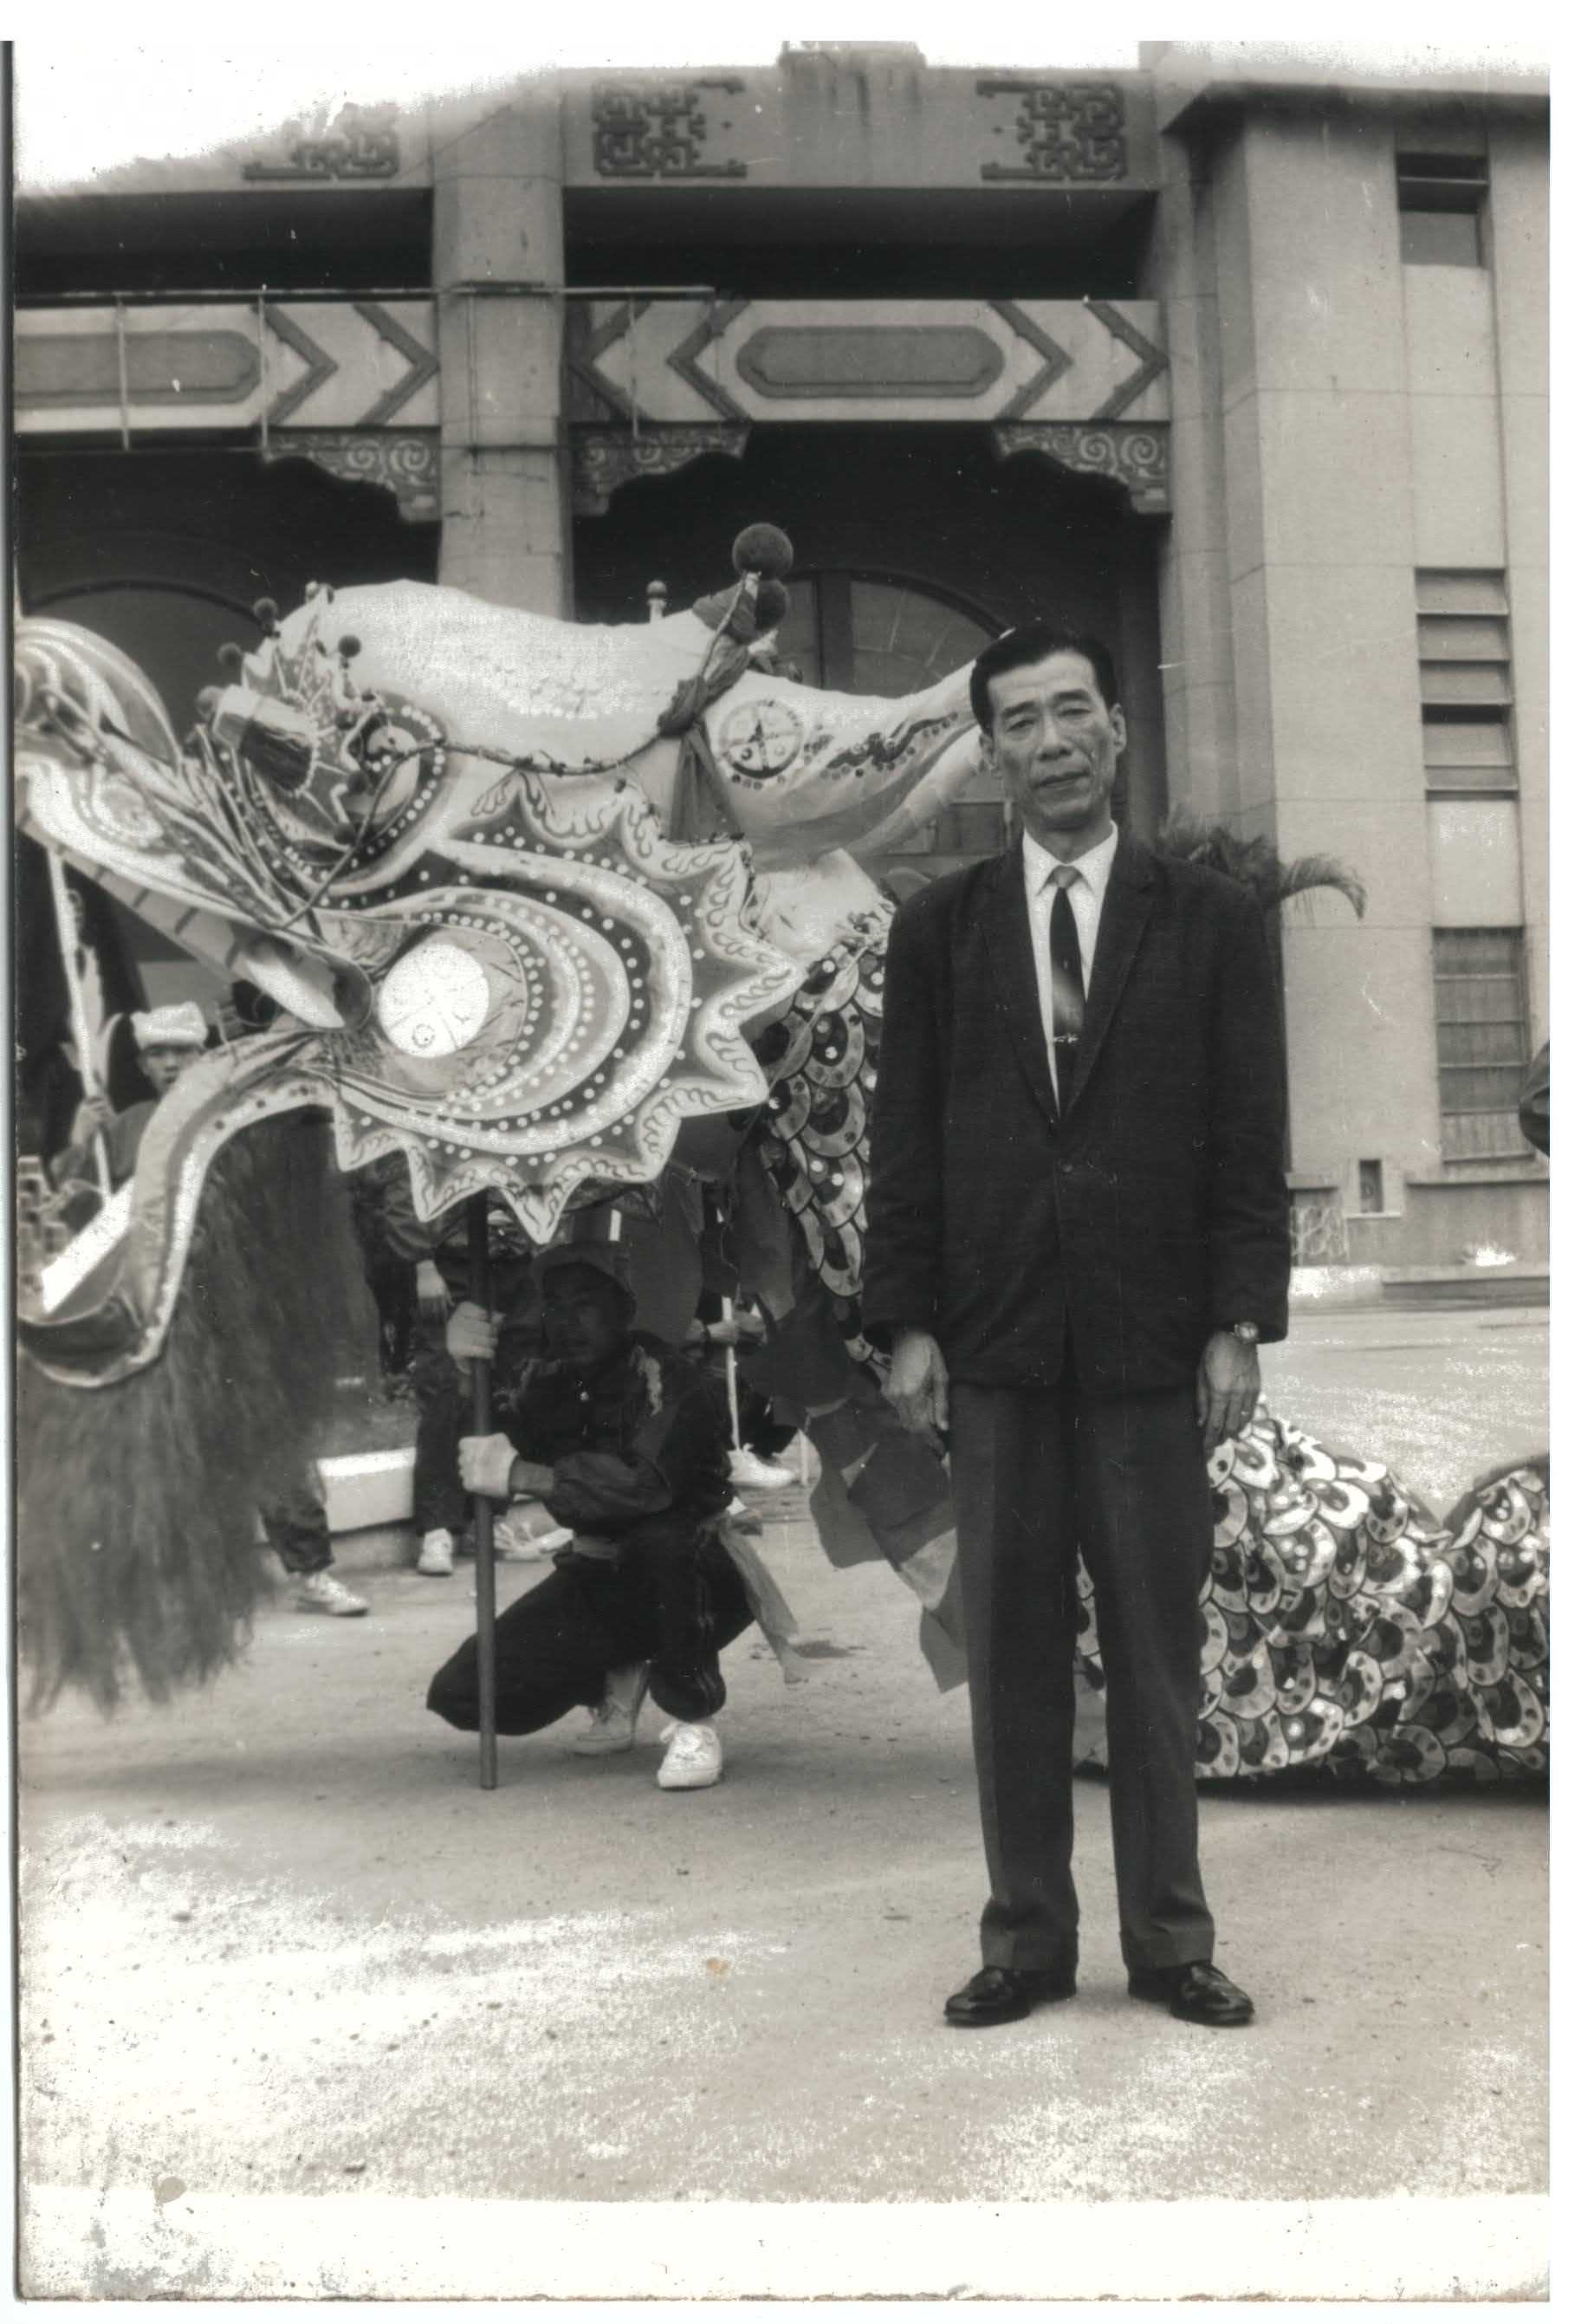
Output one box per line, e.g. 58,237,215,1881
232,935,349,1030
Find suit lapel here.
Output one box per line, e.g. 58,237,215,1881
976,845,1057,1126
1066,832,1157,1113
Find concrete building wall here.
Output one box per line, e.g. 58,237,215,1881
1194,109,1438,1211
1168,95,1547,1259
1488,116,1550,1048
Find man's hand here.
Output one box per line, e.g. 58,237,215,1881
415,1260,450,1323
886,1325,949,1441
445,1301,499,1367
76,1091,115,1136
458,1432,517,1501
1196,1329,1261,1458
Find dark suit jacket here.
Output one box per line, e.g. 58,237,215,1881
860,831,1291,1398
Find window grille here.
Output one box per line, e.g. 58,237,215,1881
1432,926,1531,1159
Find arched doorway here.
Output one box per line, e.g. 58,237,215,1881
779,569,1006,886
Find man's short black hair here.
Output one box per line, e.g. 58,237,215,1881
969,624,1120,735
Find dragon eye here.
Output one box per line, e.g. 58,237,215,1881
376,938,492,1059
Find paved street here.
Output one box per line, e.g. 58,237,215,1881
17,1303,1548,2300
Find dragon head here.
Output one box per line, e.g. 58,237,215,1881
16,586,800,1384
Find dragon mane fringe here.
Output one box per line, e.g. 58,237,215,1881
16,1114,377,1717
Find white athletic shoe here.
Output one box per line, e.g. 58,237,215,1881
657,1718,724,1791
416,1529,456,1576
295,1571,369,1617
727,1447,796,1492
565,1664,649,1756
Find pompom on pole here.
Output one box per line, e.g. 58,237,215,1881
732,523,794,580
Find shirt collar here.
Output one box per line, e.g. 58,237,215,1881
1021,820,1120,902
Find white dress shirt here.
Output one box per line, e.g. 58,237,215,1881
1021,821,1120,1099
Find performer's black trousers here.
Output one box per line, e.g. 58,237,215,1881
426,1516,753,1733
949,1377,1216,1976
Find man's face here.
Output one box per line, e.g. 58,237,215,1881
140,1042,203,1096
541,1265,631,1373
983,648,1126,856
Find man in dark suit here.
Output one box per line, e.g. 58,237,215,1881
862,622,1290,2030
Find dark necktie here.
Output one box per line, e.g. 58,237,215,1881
1048,866,1085,1098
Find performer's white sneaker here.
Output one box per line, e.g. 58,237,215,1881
416,1529,456,1576
566,1664,648,1756
295,1571,369,1617
657,1719,724,1790
728,1448,796,1492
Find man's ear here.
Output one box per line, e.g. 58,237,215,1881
1109,706,1128,754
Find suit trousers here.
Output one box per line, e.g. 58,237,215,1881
949,1375,1216,1974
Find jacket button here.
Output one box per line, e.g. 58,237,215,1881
1059,1161,1075,1176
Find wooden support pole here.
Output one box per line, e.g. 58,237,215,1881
468,1195,498,1789
722,1295,742,1451
45,851,112,1197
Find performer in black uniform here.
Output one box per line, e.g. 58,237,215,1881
425,1237,751,1790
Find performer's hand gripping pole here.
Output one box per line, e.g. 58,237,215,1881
468,1196,498,1789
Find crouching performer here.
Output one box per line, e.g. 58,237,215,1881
425,1234,753,1791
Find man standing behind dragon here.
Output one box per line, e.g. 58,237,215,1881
863,623,1292,2031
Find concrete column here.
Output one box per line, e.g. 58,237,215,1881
1147,136,1241,822
1206,107,1444,1198
431,84,570,616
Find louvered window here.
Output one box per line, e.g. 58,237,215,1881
1397,152,1487,266
1417,572,1515,794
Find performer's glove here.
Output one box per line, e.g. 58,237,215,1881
415,1260,450,1323
458,1432,518,1501
446,1301,499,1366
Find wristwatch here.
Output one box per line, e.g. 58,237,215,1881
1225,1321,1261,1345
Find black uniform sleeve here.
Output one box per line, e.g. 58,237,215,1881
542,1365,729,1530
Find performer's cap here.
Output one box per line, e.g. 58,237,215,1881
131,1002,210,1052
535,1207,635,1304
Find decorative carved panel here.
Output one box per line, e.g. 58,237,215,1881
735,326,1005,401
16,301,439,437
991,422,1170,515
977,81,1129,184
262,432,440,522
591,81,747,179
573,425,751,517
241,107,401,184
564,298,1169,429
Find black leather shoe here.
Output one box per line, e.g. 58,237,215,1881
943,1963,1078,2027
1127,1960,1254,2027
